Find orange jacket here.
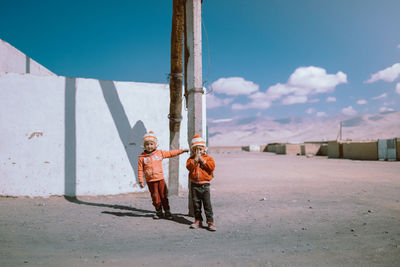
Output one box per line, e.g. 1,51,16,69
186,153,215,184
138,149,184,183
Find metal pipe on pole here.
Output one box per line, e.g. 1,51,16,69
168,0,185,195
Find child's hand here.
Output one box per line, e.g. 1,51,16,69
194,148,200,161
198,155,204,164
195,149,203,163
139,182,144,188
182,148,189,153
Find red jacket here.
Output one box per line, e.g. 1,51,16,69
186,153,215,184
138,149,184,183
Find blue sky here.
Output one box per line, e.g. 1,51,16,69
1,0,400,121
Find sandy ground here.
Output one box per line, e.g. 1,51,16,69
1,151,400,267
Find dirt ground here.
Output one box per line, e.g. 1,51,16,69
1,151,400,267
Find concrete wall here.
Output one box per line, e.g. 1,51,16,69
285,144,301,155
378,138,397,161
397,138,400,160
264,143,278,153
0,40,55,76
0,72,198,197
275,144,285,154
328,141,343,158
300,144,321,156
317,144,328,156
304,141,328,156
249,144,261,152
274,143,301,155
342,141,378,161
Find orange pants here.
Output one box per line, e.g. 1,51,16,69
147,179,170,211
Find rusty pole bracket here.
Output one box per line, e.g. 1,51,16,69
168,114,183,122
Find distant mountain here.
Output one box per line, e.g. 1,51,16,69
208,111,400,146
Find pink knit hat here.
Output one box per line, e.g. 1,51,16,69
143,131,157,144
191,134,206,149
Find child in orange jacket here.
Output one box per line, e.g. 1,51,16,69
186,134,216,231
138,131,188,219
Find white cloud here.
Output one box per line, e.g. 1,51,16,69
326,96,336,102
206,94,233,109
230,90,274,110
232,98,272,110
210,118,233,123
383,101,395,107
398,44,400,49
372,93,387,100
366,63,400,83
308,98,320,103
232,103,248,110
263,66,346,106
306,108,326,117
356,99,367,105
218,66,347,110
379,106,395,112
306,108,316,114
262,83,296,101
288,66,347,94
282,95,308,105
210,77,259,95
396,83,400,94
342,106,357,116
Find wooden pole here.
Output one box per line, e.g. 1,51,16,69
168,0,185,195
185,0,203,216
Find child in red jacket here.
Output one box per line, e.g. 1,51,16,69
186,134,216,231
138,131,188,219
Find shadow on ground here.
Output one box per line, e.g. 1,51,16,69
65,196,192,225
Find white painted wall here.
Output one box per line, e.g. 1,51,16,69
0,72,193,197
0,40,55,76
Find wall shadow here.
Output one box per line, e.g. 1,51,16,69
64,78,147,196
99,80,146,184
65,77,76,197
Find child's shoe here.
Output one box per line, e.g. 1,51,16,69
190,220,202,229
153,209,163,219
164,210,173,220
207,222,216,231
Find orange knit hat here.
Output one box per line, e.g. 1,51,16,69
190,134,206,149
143,131,157,143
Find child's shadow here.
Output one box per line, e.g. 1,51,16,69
65,196,192,225
101,211,192,225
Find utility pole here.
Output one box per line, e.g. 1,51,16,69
185,0,203,216
168,0,185,195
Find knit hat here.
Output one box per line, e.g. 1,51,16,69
191,134,206,149
143,131,157,143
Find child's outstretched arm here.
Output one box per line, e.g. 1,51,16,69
161,149,189,158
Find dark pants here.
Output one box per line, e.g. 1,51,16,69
147,179,170,211
191,183,214,222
